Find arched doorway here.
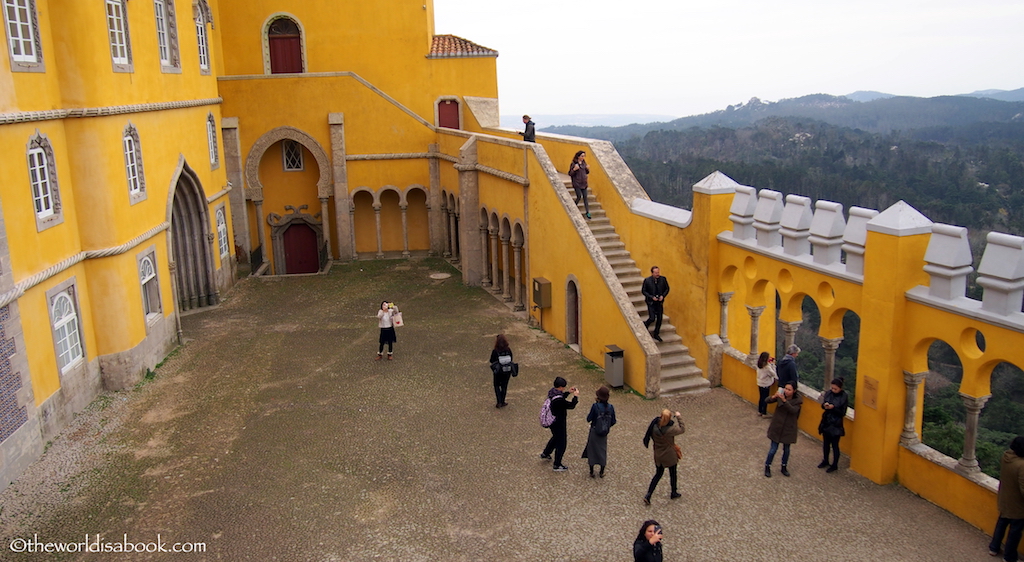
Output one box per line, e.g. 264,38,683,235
268,17,303,73
566,279,580,351
170,163,217,311
283,223,318,273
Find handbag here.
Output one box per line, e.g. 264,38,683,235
392,311,404,327
673,444,682,460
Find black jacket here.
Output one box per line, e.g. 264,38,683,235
633,538,663,562
519,120,536,142
549,391,578,431
777,354,798,389
641,275,670,305
818,389,848,437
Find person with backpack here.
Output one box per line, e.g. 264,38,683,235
582,386,616,478
539,376,579,471
642,409,685,504
488,334,517,408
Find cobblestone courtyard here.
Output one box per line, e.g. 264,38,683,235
0,258,998,560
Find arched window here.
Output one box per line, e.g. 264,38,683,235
123,123,146,203
206,114,219,168
268,17,302,73
193,0,211,73
51,290,83,372
216,207,229,257
26,131,63,231
138,254,161,317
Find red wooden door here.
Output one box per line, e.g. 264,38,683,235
283,224,319,274
270,36,302,73
438,100,460,129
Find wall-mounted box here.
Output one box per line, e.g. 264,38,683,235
533,277,551,308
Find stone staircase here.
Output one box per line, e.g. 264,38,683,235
562,177,708,395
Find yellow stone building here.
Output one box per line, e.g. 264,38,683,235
1,0,1020,538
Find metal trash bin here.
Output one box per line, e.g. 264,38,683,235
604,345,624,388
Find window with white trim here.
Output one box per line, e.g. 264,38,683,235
216,208,229,257
26,132,62,230
51,289,84,373
282,139,303,171
194,7,209,72
3,0,42,70
139,254,161,318
206,114,219,168
105,0,133,71
153,0,179,70
123,123,147,203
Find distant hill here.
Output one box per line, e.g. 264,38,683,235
843,91,895,102
542,94,1024,141
499,114,676,129
960,88,1024,103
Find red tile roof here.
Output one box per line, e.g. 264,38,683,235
429,35,498,58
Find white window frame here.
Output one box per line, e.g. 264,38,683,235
206,114,219,169
123,123,147,204
26,131,63,231
152,0,180,73
216,207,229,257
195,8,209,73
138,251,161,321
282,139,304,171
51,288,84,374
105,0,133,72
3,0,43,72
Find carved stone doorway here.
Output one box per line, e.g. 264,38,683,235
170,164,218,311
283,223,318,274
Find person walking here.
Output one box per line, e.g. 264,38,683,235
818,377,849,473
633,520,664,562
764,382,802,477
540,377,579,471
569,150,591,219
642,409,685,504
488,334,515,408
642,267,670,342
989,435,1024,561
776,344,801,390
518,115,536,143
376,301,398,360
582,386,616,478
756,351,777,417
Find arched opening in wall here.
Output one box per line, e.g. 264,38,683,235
352,191,376,255
380,190,403,254
775,294,823,391
566,279,580,351
438,99,460,129
499,217,512,300
833,310,861,406
268,17,303,73
170,166,217,311
512,223,525,308
921,340,965,461
282,223,318,274
406,188,430,251
976,361,1024,478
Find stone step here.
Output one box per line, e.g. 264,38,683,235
659,369,711,396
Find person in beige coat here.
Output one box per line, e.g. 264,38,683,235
989,435,1024,561
764,382,802,478
642,409,685,504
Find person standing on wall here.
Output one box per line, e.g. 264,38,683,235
989,435,1024,561
540,377,579,471
756,351,778,417
642,266,670,342
776,344,801,390
817,377,849,473
582,386,616,478
642,409,685,504
376,301,398,360
569,150,591,219
489,334,515,408
764,382,802,477
518,115,536,143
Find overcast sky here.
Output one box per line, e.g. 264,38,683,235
433,0,1024,119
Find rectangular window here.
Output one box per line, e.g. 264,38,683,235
4,0,36,62
106,0,129,66
154,0,169,64
124,135,140,194
28,146,52,218
195,14,208,71
206,116,218,167
282,140,304,171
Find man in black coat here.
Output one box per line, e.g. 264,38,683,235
642,266,669,341
518,115,536,143
776,344,801,390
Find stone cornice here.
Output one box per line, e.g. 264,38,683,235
0,98,223,125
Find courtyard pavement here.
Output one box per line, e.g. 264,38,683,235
0,258,999,561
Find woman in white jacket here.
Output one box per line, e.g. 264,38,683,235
756,351,777,417
376,301,399,360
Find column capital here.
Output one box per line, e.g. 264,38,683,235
745,305,766,317
819,336,844,351
958,392,991,413
718,291,734,304
903,370,927,386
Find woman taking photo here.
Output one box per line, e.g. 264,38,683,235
642,409,685,504
488,334,514,408
756,351,777,417
818,377,849,473
633,519,664,562
568,150,591,219
764,382,803,477
376,301,398,360
582,386,616,478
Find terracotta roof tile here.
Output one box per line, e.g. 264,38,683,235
429,34,498,58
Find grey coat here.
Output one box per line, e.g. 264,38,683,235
766,392,803,444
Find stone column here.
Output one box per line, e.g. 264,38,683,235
253,199,268,266
746,305,766,363
400,204,410,258
319,197,332,259
901,371,927,445
718,291,733,346
452,211,461,263
427,143,443,256
779,320,802,350
220,117,251,258
489,228,501,294
328,113,353,261
348,202,357,260
480,225,491,287
455,137,482,285
374,204,384,258
500,234,512,301
513,240,525,311
820,337,844,389
957,393,991,474
448,210,458,261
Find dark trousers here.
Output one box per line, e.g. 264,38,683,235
823,434,841,467
646,464,678,497
543,425,567,466
573,187,590,214
377,341,393,353
492,373,511,405
645,301,664,335
757,385,771,415
991,516,1024,561
766,441,791,466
